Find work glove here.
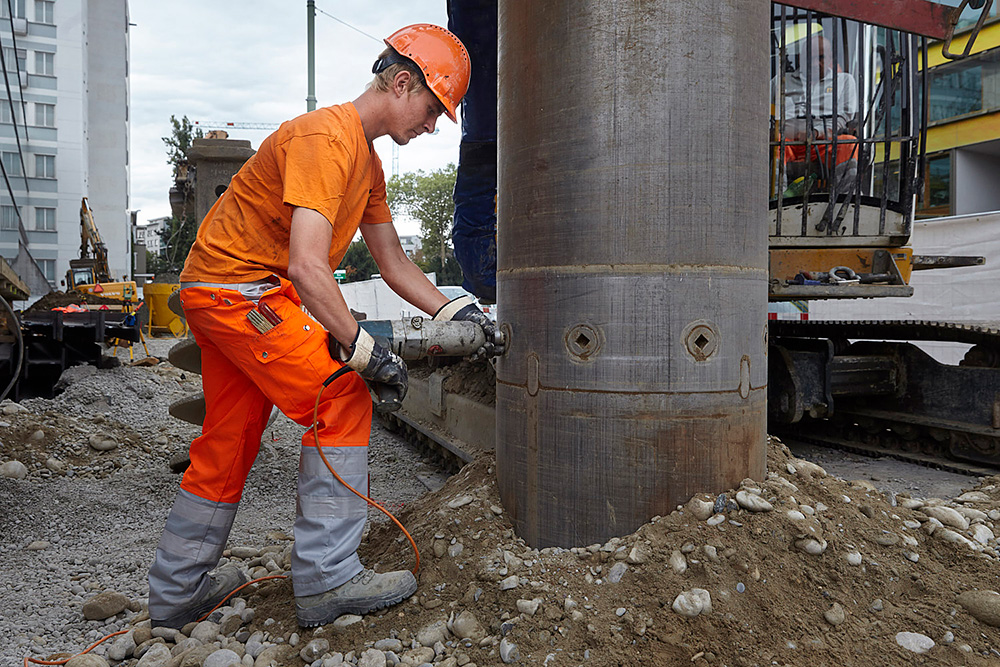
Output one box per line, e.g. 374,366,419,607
338,326,408,412
433,295,503,360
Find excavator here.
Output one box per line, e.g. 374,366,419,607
65,197,138,304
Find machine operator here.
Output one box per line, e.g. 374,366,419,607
147,23,496,630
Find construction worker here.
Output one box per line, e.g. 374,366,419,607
147,24,491,629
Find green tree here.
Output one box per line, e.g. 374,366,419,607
162,115,203,172
338,238,378,283
386,164,457,273
147,215,198,275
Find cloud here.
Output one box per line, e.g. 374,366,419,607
129,0,460,235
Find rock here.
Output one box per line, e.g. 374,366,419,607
219,611,243,636
26,540,50,551
332,614,363,631
672,588,713,618
936,528,979,550
136,643,172,667
500,575,519,590
607,562,627,583
88,435,119,452
402,647,434,664
626,545,648,564
203,649,242,667
669,550,687,574
65,656,110,667
374,638,403,652
844,551,862,566
0,460,28,479
300,638,330,662
450,610,486,641
448,542,464,558
921,506,969,530
687,497,715,521
107,630,137,661
82,590,130,620
499,638,520,663
824,602,845,626
253,645,297,667
791,459,826,478
956,491,991,503
795,538,827,555
900,498,924,510
230,547,259,559
516,598,541,616
358,649,386,667
971,524,995,546
736,490,773,512
416,619,450,647
706,514,725,526
957,590,1000,627
190,620,220,643
447,495,474,509
871,599,884,612
895,632,935,654
45,458,65,473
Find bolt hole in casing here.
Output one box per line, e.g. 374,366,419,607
495,0,769,548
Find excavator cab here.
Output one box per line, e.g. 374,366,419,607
769,6,923,300
66,259,99,291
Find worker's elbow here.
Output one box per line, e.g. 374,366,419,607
287,260,323,291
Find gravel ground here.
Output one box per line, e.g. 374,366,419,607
0,337,438,665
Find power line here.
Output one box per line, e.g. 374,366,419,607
193,121,280,131
6,0,29,187
313,5,382,44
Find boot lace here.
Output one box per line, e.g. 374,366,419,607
350,568,376,585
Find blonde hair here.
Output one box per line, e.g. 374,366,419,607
370,47,427,94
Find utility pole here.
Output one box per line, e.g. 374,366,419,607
306,0,317,111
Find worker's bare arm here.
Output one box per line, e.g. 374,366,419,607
361,221,450,315
288,207,363,350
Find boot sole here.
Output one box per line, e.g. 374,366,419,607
296,579,418,628
151,576,248,629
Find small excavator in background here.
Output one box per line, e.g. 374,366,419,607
65,197,138,305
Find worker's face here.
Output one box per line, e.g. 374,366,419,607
810,37,831,75
389,72,446,145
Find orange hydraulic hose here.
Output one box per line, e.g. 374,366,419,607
312,369,420,575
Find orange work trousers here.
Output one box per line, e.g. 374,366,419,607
783,134,859,168
178,278,372,504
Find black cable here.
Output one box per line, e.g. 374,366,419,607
5,0,29,188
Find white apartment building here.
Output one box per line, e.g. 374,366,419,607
0,0,130,288
135,215,167,255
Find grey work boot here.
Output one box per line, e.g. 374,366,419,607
151,565,247,629
295,568,417,627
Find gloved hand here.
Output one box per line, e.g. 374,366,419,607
338,326,408,412
433,295,503,360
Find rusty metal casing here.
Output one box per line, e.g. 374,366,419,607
496,0,770,547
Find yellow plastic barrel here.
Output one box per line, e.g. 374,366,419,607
143,283,186,336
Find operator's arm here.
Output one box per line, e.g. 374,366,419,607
287,206,363,350
361,220,450,315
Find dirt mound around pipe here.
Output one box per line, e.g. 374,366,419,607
244,436,1000,665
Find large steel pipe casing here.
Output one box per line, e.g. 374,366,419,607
496,0,769,547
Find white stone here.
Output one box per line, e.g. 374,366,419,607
203,649,242,667
921,506,969,531
956,491,991,503
900,498,925,510
791,459,827,478
706,514,725,526
671,588,712,618
669,550,687,574
516,598,541,616
500,575,519,590
845,551,862,566
687,497,715,521
971,524,995,546
795,538,827,555
0,460,27,479
895,632,935,654
736,490,773,513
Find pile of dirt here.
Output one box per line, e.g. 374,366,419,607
22,290,129,316
243,437,1000,666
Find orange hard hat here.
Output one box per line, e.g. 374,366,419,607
383,24,471,123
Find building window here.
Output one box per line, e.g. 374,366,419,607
34,50,53,76
927,48,1000,124
38,258,54,281
0,205,20,229
4,47,26,72
0,100,24,124
34,206,54,230
915,153,952,218
34,102,53,127
1,0,27,19
2,151,22,176
34,0,52,24
35,153,54,178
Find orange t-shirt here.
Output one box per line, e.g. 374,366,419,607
180,103,392,284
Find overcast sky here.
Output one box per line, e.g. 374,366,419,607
129,1,462,236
